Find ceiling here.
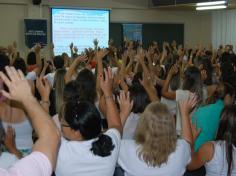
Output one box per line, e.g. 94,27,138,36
148,0,236,10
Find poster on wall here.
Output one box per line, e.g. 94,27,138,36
24,19,47,48
123,24,142,44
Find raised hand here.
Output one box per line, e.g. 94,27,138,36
117,91,133,125
0,66,32,102
69,42,74,50
7,45,14,54
96,49,109,61
168,64,179,76
99,68,113,96
93,39,99,46
139,74,158,102
179,93,198,116
36,76,51,100
75,55,88,64
73,46,78,53
35,43,41,54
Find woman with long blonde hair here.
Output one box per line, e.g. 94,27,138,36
118,96,197,176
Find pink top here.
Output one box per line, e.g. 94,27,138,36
0,152,52,176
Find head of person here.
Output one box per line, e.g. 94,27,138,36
27,51,36,65
216,105,236,176
61,100,114,157
135,102,177,167
199,57,213,86
63,80,80,103
53,55,64,70
129,84,150,114
76,68,96,103
206,82,235,106
220,62,235,82
182,66,203,103
53,68,67,113
61,52,69,59
12,58,27,75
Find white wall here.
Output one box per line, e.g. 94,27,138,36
212,9,236,49
0,0,212,58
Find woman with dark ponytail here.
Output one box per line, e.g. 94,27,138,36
187,105,236,175
55,68,126,176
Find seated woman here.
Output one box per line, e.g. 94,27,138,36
122,84,149,139
162,65,204,135
55,69,124,176
0,66,60,176
122,72,150,139
192,82,235,151
118,95,197,176
187,105,236,175
0,54,33,156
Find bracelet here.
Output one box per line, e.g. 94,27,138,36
104,95,113,100
40,100,50,106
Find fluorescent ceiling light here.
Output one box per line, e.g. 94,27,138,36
197,1,226,6
196,5,227,10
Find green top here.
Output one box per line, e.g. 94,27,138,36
192,100,224,151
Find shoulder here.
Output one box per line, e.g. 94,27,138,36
104,128,121,146
8,152,52,176
176,89,190,101
177,139,191,154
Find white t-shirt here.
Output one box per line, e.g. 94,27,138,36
0,152,18,169
26,71,37,81
161,97,176,116
205,141,236,176
118,139,191,176
44,72,55,88
55,128,121,176
122,112,140,139
0,152,52,176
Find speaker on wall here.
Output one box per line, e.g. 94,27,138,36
32,0,41,5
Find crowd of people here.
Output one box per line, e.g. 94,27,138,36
0,39,235,176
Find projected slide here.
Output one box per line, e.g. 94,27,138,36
52,8,109,55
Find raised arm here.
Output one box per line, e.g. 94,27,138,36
99,68,122,133
95,49,109,92
161,64,178,100
0,66,60,169
64,55,88,83
118,91,133,126
179,94,198,145
36,76,51,113
35,44,43,73
139,74,159,102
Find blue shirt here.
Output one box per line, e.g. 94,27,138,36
192,100,224,151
